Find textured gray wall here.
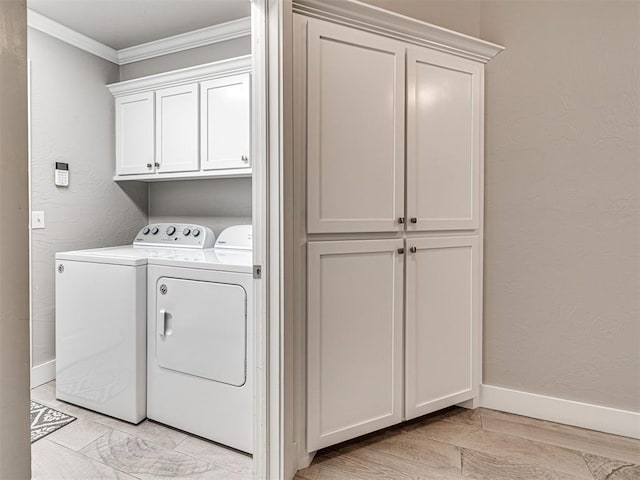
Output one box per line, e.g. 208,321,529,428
0,1,31,476
29,29,148,367
362,0,640,413
480,0,640,412
119,36,251,81
148,178,252,237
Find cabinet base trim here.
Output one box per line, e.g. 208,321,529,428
480,384,640,439
407,388,476,421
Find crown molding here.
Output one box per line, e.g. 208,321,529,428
117,17,251,65
107,55,252,96
26,9,251,66
292,0,504,63
27,9,119,64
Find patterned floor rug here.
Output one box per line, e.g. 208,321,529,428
30,401,76,443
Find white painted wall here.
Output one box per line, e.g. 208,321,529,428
29,29,148,369
0,1,31,476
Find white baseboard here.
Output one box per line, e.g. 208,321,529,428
31,360,55,389
480,384,640,440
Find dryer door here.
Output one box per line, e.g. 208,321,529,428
155,277,247,386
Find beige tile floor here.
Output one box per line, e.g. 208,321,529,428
295,407,640,480
31,381,253,480
32,381,640,480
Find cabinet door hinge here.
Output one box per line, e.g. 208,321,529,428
253,265,262,279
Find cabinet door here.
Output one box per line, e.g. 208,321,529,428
405,236,480,419
115,92,155,176
155,83,199,174
307,239,404,451
406,47,482,231
201,73,251,171
306,19,405,234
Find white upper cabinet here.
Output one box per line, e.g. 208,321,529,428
155,83,199,174
201,73,251,171
406,47,482,231
115,92,154,176
306,19,405,234
404,236,480,419
108,56,252,181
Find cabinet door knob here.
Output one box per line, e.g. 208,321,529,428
397,217,405,224
154,162,160,168
146,163,153,169
410,217,417,223
241,155,249,163
397,248,405,254
409,246,417,253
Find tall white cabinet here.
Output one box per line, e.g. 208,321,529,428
294,7,503,453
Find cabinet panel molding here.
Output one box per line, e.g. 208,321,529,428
406,47,482,232
306,19,406,234
405,235,480,419
307,239,404,451
201,73,251,171
115,92,154,176
155,83,200,174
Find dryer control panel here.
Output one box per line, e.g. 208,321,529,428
133,224,215,249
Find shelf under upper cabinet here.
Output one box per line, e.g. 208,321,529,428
113,167,252,182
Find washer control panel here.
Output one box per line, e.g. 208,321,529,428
133,223,215,248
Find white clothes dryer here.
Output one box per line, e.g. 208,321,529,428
146,225,254,454
55,224,215,424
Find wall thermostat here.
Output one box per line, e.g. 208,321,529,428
55,162,69,187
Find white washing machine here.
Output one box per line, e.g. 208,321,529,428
146,225,254,454
55,223,215,423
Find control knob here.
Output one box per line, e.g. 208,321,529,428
151,227,159,235
183,228,191,236
192,228,201,237
142,227,150,235
166,226,176,236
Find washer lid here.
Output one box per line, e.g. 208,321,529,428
215,225,252,250
56,246,149,266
